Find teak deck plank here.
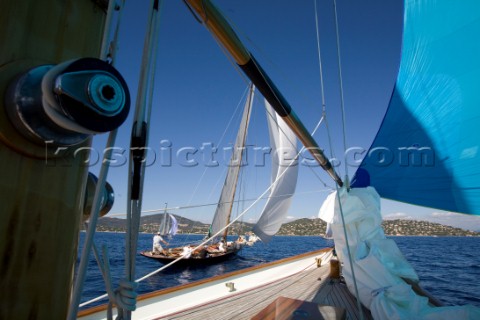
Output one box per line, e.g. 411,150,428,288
161,260,372,320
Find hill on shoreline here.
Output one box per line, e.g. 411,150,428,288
89,214,480,237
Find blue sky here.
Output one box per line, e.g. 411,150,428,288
90,0,480,231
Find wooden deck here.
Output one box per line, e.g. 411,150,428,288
160,259,372,320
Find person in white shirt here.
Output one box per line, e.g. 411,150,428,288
182,246,192,258
218,241,226,253
152,232,167,255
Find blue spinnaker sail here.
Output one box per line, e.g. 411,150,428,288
359,0,480,215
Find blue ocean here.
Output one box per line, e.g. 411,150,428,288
79,233,480,310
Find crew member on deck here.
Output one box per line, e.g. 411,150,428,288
182,246,192,258
152,232,168,255
218,239,226,253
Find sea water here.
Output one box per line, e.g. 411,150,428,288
79,233,480,309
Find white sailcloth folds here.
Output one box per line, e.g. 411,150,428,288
209,85,254,241
252,101,298,242
168,214,178,236
319,187,480,319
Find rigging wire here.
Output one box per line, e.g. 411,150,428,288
321,0,364,319
220,6,331,145
333,0,349,180
313,0,337,170
314,0,327,114
190,86,248,208
67,1,126,319
106,188,334,218
182,0,203,24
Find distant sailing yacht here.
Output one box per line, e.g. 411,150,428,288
140,84,255,265
157,203,178,240
140,81,299,266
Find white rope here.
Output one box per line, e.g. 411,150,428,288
92,244,114,296
123,1,163,318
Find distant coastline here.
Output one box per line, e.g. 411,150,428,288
80,230,477,238
85,214,480,237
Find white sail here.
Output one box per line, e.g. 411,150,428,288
252,100,298,242
209,85,254,240
168,214,178,236
159,212,168,235
158,213,177,237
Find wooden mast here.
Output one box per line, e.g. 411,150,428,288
185,0,343,187
0,1,107,319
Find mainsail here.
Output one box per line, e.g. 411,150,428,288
209,84,254,240
359,0,480,215
252,100,298,242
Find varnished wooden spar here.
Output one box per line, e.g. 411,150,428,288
0,1,107,319
184,0,343,187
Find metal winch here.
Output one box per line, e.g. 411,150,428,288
5,57,130,146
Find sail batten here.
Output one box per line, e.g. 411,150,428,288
359,0,480,215
252,101,298,242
